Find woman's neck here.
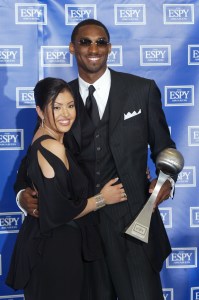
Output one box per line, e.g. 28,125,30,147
41,124,63,143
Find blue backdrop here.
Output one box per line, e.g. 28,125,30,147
0,1,199,299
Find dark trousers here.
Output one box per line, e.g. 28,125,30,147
86,211,164,300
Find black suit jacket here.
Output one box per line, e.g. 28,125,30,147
67,69,175,272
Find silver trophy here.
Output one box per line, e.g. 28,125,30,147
125,148,184,243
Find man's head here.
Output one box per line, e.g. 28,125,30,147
71,19,110,43
69,19,112,83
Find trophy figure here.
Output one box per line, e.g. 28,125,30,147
125,148,184,243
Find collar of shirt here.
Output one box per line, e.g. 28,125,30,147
78,68,111,119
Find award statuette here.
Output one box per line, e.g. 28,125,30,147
125,148,184,243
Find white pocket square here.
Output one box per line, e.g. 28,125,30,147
124,109,141,120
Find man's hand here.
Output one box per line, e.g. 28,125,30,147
19,187,39,217
146,167,151,180
149,178,172,211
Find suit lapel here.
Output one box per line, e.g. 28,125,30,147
69,79,82,148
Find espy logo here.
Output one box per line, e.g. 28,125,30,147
159,208,172,228
108,46,123,66
114,4,146,25
191,287,199,300
188,45,199,65
165,85,194,106
15,3,47,25
16,87,35,108
0,212,24,233
0,129,24,150
162,288,174,300
140,45,171,66
188,126,199,146
176,166,196,187
0,45,23,67
190,207,199,228
65,4,97,25
41,46,72,67
163,4,194,24
166,247,197,268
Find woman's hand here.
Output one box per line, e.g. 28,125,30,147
100,178,127,205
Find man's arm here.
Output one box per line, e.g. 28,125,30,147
14,154,29,194
149,177,175,211
15,154,39,217
147,80,177,208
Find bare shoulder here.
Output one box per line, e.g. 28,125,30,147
41,139,67,162
37,139,69,176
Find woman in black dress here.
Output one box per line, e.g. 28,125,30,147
6,77,127,300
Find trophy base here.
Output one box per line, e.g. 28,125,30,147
125,220,149,243
124,170,170,243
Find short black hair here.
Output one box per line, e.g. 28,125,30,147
71,19,110,42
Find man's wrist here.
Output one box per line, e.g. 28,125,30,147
167,177,175,198
16,189,27,216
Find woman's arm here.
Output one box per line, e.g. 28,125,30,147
38,139,127,222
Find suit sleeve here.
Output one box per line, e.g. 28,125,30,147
147,80,176,162
14,149,32,195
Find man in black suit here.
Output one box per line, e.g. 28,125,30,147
16,19,176,300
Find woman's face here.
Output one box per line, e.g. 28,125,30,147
45,90,76,134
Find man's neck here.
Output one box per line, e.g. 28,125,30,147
79,68,108,84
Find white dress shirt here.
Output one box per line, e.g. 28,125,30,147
78,68,111,119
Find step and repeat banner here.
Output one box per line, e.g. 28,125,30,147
0,0,199,299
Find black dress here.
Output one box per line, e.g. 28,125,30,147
6,135,103,300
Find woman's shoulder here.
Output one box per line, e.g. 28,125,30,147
40,138,66,161
31,135,66,163
36,137,68,177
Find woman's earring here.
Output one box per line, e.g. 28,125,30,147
41,118,44,128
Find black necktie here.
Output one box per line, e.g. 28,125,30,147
85,85,100,127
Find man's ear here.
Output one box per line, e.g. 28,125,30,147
108,43,112,54
69,42,75,54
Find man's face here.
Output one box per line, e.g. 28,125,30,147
69,24,111,81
